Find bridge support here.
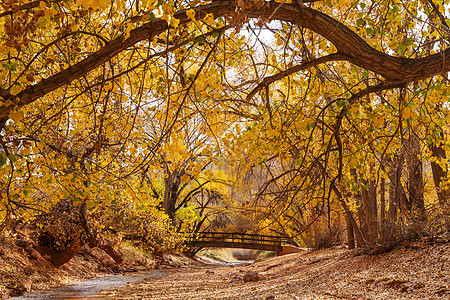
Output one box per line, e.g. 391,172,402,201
280,245,305,255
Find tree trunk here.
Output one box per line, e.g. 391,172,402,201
79,202,123,264
350,169,369,243
380,177,387,243
360,177,378,246
387,155,403,222
345,213,355,249
428,128,450,230
368,179,378,244
330,181,367,248
36,237,83,268
163,170,181,221
386,154,405,242
406,133,426,222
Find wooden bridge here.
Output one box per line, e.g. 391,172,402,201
186,232,295,253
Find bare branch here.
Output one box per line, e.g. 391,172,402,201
246,52,348,102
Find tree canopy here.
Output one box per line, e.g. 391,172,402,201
1,0,450,255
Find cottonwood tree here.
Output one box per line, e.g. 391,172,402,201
1,0,450,256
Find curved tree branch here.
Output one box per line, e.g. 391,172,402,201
246,52,348,101
0,0,64,18
1,0,449,126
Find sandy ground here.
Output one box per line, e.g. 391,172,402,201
102,239,449,300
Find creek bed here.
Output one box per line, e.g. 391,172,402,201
10,270,165,300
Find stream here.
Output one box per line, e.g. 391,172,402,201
9,257,252,299
10,270,165,300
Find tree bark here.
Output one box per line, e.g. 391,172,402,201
386,154,405,242
380,177,387,243
36,238,83,268
345,213,355,249
406,133,426,222
388,155,404,222
350,169,369,243
163,170,182,221
428,128,450,230
368,178,378,244
360,178,378,246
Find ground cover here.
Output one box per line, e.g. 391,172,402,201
103,236,449,300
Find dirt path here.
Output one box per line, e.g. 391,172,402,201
102,241,449,300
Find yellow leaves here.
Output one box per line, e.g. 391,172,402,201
203,169,214,180
409,117,419,127
162,14,180,28
191,163,203,177
270,54,277,65
348,105,360,116
9,110,23,123
372,114,384,127
124,22,133,40
186,9,196,21
422,115,431,124
203,13,214,26
160,1,180,28
97,0,109,10
402,107,412,120
162,134,190,163
180,173,190,184
222,137,231,148
144,0,158,7
235,124,241,135
186,8,202,29
121,118,133,133
77,0,92,9
2,0,448,255
171,17,180,28
275,33,284,46
75,0,110,10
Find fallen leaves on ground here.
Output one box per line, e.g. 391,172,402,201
103,239,449,300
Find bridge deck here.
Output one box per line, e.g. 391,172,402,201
187,232,293,253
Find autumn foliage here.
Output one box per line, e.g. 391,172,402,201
1,0,450,264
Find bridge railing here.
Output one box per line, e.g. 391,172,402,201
186,232,293,248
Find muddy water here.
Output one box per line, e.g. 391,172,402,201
10,270,165,300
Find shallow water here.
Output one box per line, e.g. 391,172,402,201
10,270,165,300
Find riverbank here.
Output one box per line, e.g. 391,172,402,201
2,232,449,299
101,236,449,299
9,270,167,299
0,231,192,299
